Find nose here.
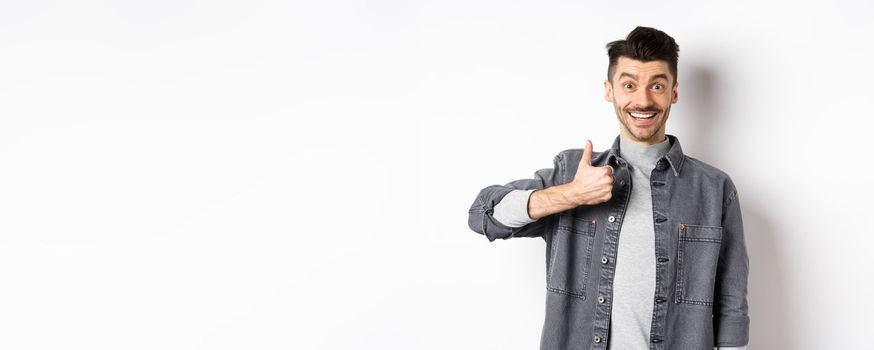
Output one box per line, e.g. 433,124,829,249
632,87,654,108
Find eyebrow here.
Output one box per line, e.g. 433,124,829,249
618,72,637,81
618,72,671,82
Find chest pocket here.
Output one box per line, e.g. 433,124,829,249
547,215,597,300
675,223,723,306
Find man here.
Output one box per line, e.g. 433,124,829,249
467,26,749,350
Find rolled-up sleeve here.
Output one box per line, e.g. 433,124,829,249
467,152,564,242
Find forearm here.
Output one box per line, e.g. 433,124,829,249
527,183,581,220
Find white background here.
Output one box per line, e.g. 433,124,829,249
1,1,872,349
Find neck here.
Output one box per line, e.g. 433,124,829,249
618,133,671,173
619,129,667,146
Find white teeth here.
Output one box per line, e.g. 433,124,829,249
630,112,656,119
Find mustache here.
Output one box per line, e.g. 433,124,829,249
625,107,661,113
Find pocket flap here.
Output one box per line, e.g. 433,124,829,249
679,223,722,243
573,218,596,236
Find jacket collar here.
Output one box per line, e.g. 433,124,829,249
606,134,685,176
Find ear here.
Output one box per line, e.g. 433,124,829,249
671,80,679,104
604,80,613,102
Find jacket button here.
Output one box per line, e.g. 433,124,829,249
655,297,666,303
601,256,609,264
598,296,605,303
594,336,602,343
657,257,669,263
608,216,616,223
652,181,665,187
620,180,626,186
651,338,663,343
655,216,667,223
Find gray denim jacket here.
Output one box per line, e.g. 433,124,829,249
467,134,749,350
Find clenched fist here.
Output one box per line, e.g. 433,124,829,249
568,140,614,206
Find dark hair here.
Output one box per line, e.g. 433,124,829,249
606,26,679,83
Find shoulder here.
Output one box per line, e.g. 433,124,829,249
554,148,610,165
682,155,731,180
682,155,739,202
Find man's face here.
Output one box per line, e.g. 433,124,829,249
604,56,678,145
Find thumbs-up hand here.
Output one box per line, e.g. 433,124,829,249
570,140,615,206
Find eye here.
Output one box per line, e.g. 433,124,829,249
623,83,633,89
652,84,663,90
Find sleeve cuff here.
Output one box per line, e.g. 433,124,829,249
715,314,750,348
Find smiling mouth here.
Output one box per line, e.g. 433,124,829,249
628,111,657,119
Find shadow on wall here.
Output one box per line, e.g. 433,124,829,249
682,64,793,350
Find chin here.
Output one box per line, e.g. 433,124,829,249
629,128,661,142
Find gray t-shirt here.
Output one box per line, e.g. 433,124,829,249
607,135,670,350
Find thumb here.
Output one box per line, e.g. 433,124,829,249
582,139,593,166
